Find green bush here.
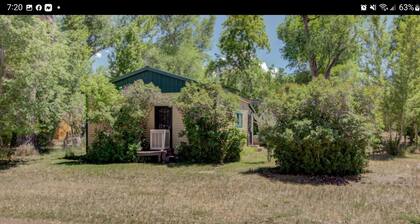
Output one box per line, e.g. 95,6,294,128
85,80,161,163
176,82,246,163
86,131,124,163
263,78,368,176
126,143,140,162
385,140,405,156
224,128,247,162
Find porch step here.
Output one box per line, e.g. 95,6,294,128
137,150,167,163
249,145,266,152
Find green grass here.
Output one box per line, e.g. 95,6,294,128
0,147,419,223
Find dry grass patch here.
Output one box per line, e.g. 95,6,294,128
0,147,419,224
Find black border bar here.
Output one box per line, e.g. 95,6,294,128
1,0,420,15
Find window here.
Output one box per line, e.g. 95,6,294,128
235,112,243,128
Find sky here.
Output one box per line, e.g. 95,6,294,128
92,15,288,72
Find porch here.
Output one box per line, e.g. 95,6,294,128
137,129,173,163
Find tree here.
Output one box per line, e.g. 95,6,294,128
384,16,420,153
108,17,155,78
80,73,122,126
407,76,420,148
360,16,390,83
0,16,70,148
277,16,361,79
83,16,112,56
208,16,271,99
60,16,93,141
108,16,215,79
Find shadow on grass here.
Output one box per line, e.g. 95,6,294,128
368,151,395,161
55,155,172,166
368,150,414,161
0,160,27,171
165,161,221,168
241,167,361,186
55,160,85,166
242,161,266,165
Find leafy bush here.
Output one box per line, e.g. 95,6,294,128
126,143,140,162
86,131,124,163
176,82,246,163
385,140,405,156
113,80,161,150
0,148,13,161
64,149,76,160
85,80,161,163
224,128,247,162
262,78,368,176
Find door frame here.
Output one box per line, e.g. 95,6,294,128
248,112,253,145
154,106,173,149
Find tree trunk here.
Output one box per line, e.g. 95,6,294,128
301,15,318,79
10,132,17,148
323,48,344,79
415,123,418,148
0,48,5,95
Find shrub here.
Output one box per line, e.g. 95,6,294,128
86,131,124,163
176,82,246,163
263,78,368,176
0,148,13,161
224,128,247,162
126,143,140,162
113,80,161,150
85,80,162,163
64,149,76,159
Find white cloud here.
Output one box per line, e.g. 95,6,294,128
261,62,280,77
95,52,102,58
260,62,269,72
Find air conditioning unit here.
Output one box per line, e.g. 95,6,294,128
150,129,170,150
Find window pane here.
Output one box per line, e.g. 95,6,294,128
236,112,243,128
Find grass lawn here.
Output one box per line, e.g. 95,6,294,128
0,147,419,224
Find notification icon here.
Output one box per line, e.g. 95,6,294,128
44,4,52,12
35,4,42,11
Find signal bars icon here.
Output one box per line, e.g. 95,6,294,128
389,5,396,11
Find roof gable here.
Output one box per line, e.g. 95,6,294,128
112,66,194,93
111,66,251,106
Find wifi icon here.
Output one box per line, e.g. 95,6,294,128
379,3,388,11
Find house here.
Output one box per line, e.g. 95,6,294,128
87,66,255,153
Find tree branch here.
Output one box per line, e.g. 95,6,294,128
301,15,318,79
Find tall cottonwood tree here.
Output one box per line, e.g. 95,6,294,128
108,16,158,78
208,15,271,99
278,16,361,79
0,16,70,147
60,16,92,139
360,16,390,83
385,16,420,149
108,15,215,79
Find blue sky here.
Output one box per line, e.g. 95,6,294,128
93,15,288,72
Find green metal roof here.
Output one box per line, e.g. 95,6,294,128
112,66,195,93
112,66,252,104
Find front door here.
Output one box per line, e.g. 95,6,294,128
155,106,172,149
